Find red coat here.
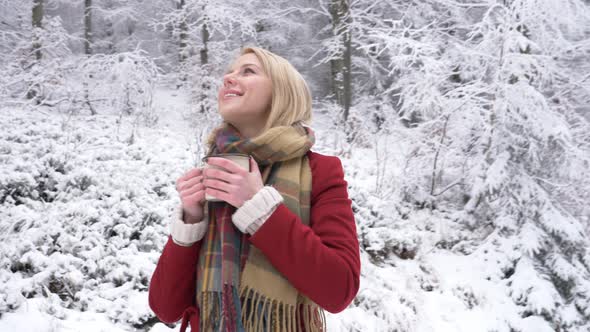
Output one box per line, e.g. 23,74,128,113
148,151,361,331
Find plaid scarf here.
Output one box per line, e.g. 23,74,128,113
196,122,326,332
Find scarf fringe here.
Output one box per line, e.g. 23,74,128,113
199,286,245,332
238,285,326,332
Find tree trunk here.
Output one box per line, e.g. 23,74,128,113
32,0,43,61
84,0,92,55
28,0,43,101
178,0,188,64
104,0,114,53
199,20,209,113
329,0,352,122
200,21,209,66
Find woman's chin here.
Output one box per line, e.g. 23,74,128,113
219,104,242,116
219,111,241,125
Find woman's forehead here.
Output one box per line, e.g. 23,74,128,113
226,53,262,72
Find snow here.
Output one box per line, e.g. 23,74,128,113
0,298,134,332
2,71,590,332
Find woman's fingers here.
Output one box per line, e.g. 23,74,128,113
203,178,235,193
176,168,208,220
202,167,241,207
176,168,203,188
177,175,203,192
203,167,239,183
186,189,206,204
180,181,205,197
199,157,264,208
249,157,259,175
181,167,203,180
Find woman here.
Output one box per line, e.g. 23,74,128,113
148,46,360,332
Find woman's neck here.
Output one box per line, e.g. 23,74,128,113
232,122,265,139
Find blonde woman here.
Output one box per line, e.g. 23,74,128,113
148,47,360,332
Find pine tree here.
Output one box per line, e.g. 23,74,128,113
394,0,590,329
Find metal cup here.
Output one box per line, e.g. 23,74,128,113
202,153,251,202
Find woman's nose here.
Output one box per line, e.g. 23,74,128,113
223,74,236,87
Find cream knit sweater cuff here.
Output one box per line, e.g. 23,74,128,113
232,186,284,235
169,204,208,247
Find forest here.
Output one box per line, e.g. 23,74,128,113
1,0,590,331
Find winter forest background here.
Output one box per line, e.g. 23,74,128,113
1,0,590,331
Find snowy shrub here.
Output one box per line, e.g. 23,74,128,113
80,50,159,123
0,111,184,329
63,167,97,193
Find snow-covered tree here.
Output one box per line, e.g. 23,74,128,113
387,0,590,330
0,0,77,106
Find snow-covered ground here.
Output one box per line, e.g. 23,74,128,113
0,87,587,332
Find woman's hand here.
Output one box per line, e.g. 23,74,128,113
202,157,264,208
175,167,206,223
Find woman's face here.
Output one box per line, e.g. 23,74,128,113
218,53,272,138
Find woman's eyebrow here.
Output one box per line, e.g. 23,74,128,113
224,63,260,74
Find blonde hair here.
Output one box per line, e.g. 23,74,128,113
206,46,312,150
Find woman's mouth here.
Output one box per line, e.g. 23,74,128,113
223,89,244,100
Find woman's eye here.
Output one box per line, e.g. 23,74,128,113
243,68,255,74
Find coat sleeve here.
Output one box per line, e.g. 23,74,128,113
248,154,361,313
148,235,202,323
